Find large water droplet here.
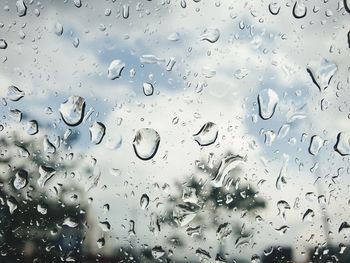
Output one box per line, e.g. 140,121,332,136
0,39,7,49
38,165,56,187
16,0,27,17
59,96,85,126
257,89,279,120
26,120,38,135
344,0,350,13
140,194,150,209
268,2,280,15
212,155,245,187
307,58,337,91
108,59,125,80
292,1,307,18
54,22,63,36
334,132,350,156
200,28,220,43
142,83,154,96
193,122,218,146
7,86,25,101
13,169,28,190
173,203,200,226
89,122,106,144
308,135,324,155
339,222,350,233
133,128,160,160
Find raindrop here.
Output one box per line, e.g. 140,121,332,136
268,2,280,15
13,169,28,190
193,122,218,146
182,187,198,204
216,223,232,240
149,212,161,236
152,246,165,259
257,89,279,120
16,0,27,17
196,248,211,261
201,66,216,78
97,237,105,248
74,0,82,8
73,37,79,48
186,226,201,236
334,132,350,156
108,59,125,80
133,128,160,160
37,204,47,215
54,22,63,36
9,109,22,122
276,154,289,190
142,83,154,96
26,120,38,135
302,209,315,222
43,136,56,154
344,0,350,13
339,222,350,233
166,57,176,71
89,122,106,144
308,135,324,155
140,194,150,209
38,165,56,187
59,96,85,126
63,217,78,228
251,254,261,263
200,28,220,43
122,4,129,19
140,54,165,64
307,58,337,91
0,39,7,49
98,221,111,231
7,86,25,101
212,155,245,187
173,203,200,226
6,197,18,214
292,1,307,18
168,32,180,41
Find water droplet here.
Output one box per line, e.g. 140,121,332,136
149,212,161,236
196,248,211,261
276,154,289,190
26,120,38,135
168,32,180,41
334,132,350,156
234,68,249,79
339,222,350,233
302,209,315,222
268,2,280,15
63,217,78,228
173,203,200,226
308,135,324,155
13,169,28,190
251,254,261,263
200,28,220,43
292,1,307,19
74,0,82,8
73,37,79,48
97,237,105,248
16,0,27,17
182,187,198,204
212,155,245,187
133,128,160,160
166,57,176,71
180,0,186,8
108,59,125,80
140,54,165,64
54,22,63,36
257,89,279,120
152,246,165,259
43,136,56,154
59,96,85,126
201,66,216,78
186,226,201,236
17,145,30,158
140,194,150,209
122,4,129,19
7,86,24,101
142,82,154,96
6,197,18,214
38,165,56,187
345,0,350,13
216,222,232,240
0,39,7,49
193,122,218,146
128,220,136,236
89,122,106,144
307,58,337,91
9,109,22,122
37,204,47,215
98,221,111,231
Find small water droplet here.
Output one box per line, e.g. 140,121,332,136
122,4,129,19
268,2,280,15
0,39,7,49
133,128,160,160
26,120,38,135
74,0,82,8
54,22,63,36
302,209,315,222
292,1,307,19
